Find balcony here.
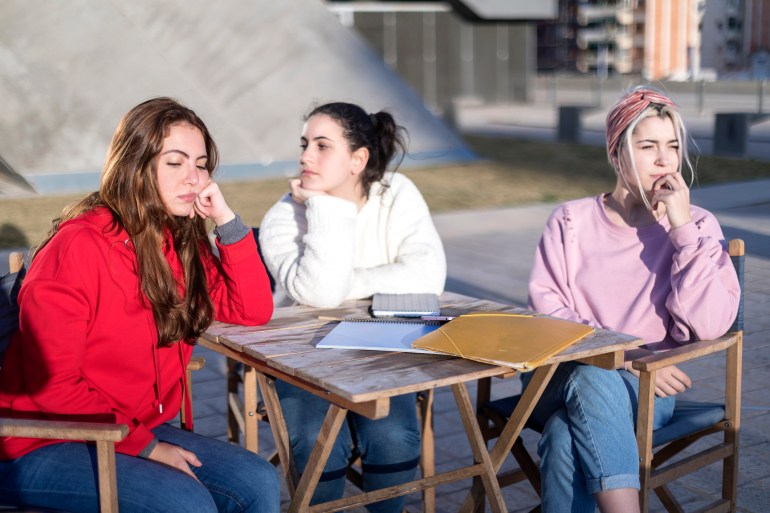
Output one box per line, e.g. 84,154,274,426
576,27,613,49
577,5,618,25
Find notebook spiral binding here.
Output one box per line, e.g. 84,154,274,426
325,317,445,325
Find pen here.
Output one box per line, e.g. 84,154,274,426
420,315,455,322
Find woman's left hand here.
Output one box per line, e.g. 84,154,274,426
652,172,692,229
194,179,236,226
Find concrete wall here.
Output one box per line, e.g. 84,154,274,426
0,0,472,194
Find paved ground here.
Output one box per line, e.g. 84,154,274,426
186,176,770,513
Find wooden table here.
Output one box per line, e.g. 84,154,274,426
199,292,644,513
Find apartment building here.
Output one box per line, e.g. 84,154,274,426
540,0,769,79
538,0,705,80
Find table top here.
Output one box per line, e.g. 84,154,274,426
200,292,644,410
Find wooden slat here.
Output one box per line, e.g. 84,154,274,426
649,443,734,489
575,350,624,370
308,464,488,513
632,333,740,372
452,382,507,513
96,439,119,513
243,365,259,454
187,355,205,371
288,404,348,513
9,251,24,273
0,418,128,441
259,374,298,497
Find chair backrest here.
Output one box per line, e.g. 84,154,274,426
252,227,275,293
728,239,745,333
1,252,26,363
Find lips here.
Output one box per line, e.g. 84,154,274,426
179,193,197,203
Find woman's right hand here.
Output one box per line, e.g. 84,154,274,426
626,363,692,398
289,178,327,204
148,441,202,480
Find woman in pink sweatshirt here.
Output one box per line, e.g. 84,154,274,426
525,87,740,513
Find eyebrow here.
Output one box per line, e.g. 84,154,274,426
301,135,334,143
161,149,207,160
635,138,679,144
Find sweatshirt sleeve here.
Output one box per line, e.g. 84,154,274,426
528,207,599,328
259,194,359,308
665,215,741,343
207,216,273,326
347,177,446,299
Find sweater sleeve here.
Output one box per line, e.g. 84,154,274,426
347,177,446,299
528,206,599,328
665,215,741,343
259,194,359,308
207,219,273,325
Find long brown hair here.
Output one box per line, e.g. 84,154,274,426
35,97,219,347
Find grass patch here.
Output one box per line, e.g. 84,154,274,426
2,135,770,249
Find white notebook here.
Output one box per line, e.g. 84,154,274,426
371,293,440,318
317,319,441,354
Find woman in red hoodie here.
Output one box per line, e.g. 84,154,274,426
0,98,278,512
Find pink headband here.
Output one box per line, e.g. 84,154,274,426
606,88,678,167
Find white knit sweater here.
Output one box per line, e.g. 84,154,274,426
259,172,447,308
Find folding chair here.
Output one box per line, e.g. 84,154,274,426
477,238,745,513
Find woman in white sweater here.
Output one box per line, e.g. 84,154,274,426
259,102,446,512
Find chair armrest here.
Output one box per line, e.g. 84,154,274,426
187,355,206,372
631,332,741,373
0,417,128,442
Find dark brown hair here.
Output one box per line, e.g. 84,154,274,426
306,102,408,196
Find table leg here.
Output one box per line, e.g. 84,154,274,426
290,403,348,513
260,375,351,513
451,383,507,513
459,363,559,513
258,374,299,496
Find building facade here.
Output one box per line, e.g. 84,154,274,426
537,0,707,80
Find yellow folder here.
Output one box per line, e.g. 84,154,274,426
411,312,594,371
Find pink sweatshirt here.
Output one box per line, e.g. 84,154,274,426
528,195,741,351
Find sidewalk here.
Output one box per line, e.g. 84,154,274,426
454,102,770,162
188,178,770,513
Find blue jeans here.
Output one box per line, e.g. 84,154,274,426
522,363,676,513
0,423,280,513
275,380,421,513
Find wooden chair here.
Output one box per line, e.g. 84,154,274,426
0,251,204,512
477,238,745,513
224,228,437,513
0,251,127,513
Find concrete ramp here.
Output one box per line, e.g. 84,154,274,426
0,0,472,195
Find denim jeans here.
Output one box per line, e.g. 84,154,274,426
522,363,676,513
275,380,421,513
0,423,280,513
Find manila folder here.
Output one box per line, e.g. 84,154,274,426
411,313,594,371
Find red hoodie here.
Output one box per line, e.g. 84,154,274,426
0,207,273,458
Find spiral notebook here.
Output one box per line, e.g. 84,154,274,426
317,318,442,354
